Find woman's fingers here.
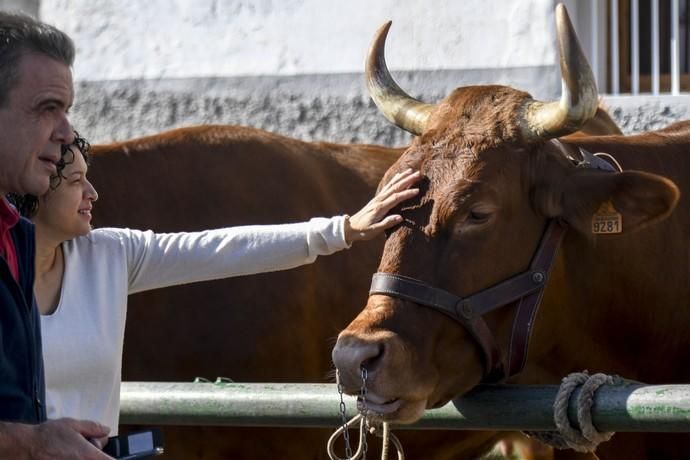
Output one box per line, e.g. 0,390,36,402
377,188,419,214
374,170,421,210
345,169,422,243
366,214,404,232
378,169,419,197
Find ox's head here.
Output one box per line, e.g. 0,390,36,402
332,4,679,424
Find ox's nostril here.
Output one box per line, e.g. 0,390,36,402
332,338,384,388
360,343,384,374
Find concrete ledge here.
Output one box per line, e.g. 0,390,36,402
601,95,690,134
72,66,560,146
71,69,687,146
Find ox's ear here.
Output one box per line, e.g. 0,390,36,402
540,170,679,235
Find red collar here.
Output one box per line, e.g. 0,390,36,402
0,198,19,234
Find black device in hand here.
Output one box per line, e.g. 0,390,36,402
102,428,164,459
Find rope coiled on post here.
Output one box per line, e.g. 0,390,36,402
525,371,618,453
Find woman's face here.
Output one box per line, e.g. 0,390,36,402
33,148,98,240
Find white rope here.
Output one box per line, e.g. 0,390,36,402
368,421,405,460
327,414,366,460
594,152,623,172
526,371,616,453
380,422,390,459
327,415,405,460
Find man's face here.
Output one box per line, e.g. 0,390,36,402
0,52,74,196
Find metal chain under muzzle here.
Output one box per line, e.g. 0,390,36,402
329,369,405,460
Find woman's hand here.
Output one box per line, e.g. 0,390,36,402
344,168,421,244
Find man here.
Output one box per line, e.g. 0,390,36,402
0,11,111,459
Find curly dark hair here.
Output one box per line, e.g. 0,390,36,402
7,130,91,218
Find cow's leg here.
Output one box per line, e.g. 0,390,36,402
493,433,554,460
552,450,599,460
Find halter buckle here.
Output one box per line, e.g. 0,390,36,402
457,300,473,320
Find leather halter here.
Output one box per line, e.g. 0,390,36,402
369,141,617,383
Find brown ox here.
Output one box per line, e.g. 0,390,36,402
87,60,620,460
90,126,548,459
333,4,686,460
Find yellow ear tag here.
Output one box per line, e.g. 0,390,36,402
591,201,622,234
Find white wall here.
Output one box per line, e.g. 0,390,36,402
41,0,558,81
34,1,683,142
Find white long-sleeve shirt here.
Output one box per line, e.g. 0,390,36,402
39,217,350,433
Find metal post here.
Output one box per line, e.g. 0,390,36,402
611,0,620,94
591,0,599,89
652,0,660,94
120,382,690,432
672,0,681,94
632,0,640,94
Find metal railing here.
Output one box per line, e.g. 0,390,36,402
120,382,690,431
581,0,685,95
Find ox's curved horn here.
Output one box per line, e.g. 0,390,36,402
366,21,437,136
522,4,599,140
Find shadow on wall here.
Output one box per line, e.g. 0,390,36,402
0,0,39,17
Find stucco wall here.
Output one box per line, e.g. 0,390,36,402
42,0,557,80
70,66,563,146
31,0,690,145
0,0,37,16
602,95,690,133
37,0,570,145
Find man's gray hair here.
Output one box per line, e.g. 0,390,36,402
0,11,75,107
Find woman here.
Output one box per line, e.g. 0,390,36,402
10,132,420,436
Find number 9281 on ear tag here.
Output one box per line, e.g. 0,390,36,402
592,201,622,234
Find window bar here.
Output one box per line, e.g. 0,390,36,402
591,0,600,90
652,0,660,94
672,0,681,94
611,0,620,94
686,0,690,73
632,0,640,94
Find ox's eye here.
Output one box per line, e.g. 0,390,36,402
467,209,492,224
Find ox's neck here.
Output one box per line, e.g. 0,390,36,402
526,135,690,384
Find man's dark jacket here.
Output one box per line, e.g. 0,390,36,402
0,217,46,423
